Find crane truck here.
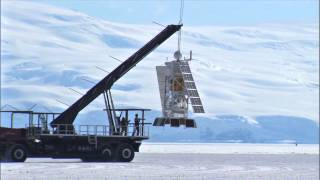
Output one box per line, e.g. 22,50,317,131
0,24,182,162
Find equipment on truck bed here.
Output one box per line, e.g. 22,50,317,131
0,24,181,162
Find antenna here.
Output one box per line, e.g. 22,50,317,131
0,104,19,111
69,88,84,96
28,104,37,110
152,21,166,27
81,78,96,84
55,99,70,107
40,105,53,113
109,55,123,63
95,66,110,73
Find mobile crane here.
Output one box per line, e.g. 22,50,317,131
0,24,182,162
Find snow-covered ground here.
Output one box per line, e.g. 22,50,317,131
1,144,319,180
140,143,319,154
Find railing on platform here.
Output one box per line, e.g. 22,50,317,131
26,123,149,137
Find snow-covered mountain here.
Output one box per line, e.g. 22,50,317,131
1,1,319,143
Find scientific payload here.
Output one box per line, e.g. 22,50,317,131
154,50,205,128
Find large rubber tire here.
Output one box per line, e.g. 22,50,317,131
6,144,27,162
116,143,135,162
100,144,115,162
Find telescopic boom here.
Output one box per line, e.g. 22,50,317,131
50,24,182,127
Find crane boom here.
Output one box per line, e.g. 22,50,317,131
50,24,182,127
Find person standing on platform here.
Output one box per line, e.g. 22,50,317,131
132,114,140,136
120,117,129,136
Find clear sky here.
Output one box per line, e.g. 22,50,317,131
33,0,318,26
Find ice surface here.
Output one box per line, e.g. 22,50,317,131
1,143,319,180
140,143,319,154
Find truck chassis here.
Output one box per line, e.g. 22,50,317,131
0,110,149,162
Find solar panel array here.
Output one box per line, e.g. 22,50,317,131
178,61,205,113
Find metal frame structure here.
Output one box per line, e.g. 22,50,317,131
0,110,60,129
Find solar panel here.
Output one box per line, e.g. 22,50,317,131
153,118,165,126
183,74,194,81
186,119,196,128
180,65,191,73
170,119,180,127
178,61,205,114
156,66,166,110
187,89,199,97
190,98,202,105
179,61,189,66
192,106,205,113
185,82,197,89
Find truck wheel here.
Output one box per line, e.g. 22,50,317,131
101,144,114,162
6,144,27,162
116,143,135,162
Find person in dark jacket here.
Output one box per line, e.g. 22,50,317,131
116,116,121,134
132,114,140,136
120,117,129,136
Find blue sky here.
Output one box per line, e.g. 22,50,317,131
33,0,318,26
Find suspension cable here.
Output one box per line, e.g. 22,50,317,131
178,0,184,53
